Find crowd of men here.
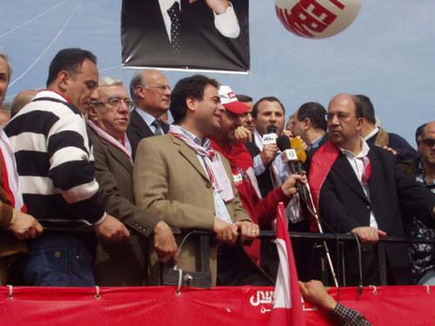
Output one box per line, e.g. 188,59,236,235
0,49,434,299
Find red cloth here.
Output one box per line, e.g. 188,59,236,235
212,141,290,264
308,141,340,231
0,149,16,208
268,203,306,326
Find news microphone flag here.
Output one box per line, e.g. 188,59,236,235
268,202,306,326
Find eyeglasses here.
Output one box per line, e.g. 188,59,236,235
143,84,171,92
326,112,353,121
421,138,435,147
91,97,133,109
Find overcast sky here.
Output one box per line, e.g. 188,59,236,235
1,0,434,145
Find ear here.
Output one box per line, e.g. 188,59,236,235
303,118,311,130
186,96,197,113
356,117,364,130
57,70,70,93
135,85,145,100
87,105,99,123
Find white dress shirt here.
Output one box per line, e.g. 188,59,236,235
339,139,378,229
158,0,240,42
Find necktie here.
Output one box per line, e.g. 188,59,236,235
362,156,372,186
152,119,164,136
167,1,181,55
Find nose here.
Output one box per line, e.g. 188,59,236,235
118,99,130,112
329,114,339,126
269,114,277,123
217,102,225,113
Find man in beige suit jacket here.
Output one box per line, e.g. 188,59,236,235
134,75,258,285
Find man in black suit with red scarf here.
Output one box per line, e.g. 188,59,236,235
309,93,435,286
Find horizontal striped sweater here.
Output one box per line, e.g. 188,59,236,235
5,91,105,225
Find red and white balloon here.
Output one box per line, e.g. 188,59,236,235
275,0,362,39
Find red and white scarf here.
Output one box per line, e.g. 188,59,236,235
169,125,234,202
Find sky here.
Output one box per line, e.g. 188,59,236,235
0,0,434,145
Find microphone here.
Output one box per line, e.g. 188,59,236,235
277,136,308,203
262,125,278,145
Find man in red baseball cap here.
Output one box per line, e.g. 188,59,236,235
211,85,305,284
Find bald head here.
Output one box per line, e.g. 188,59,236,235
129,69,171,117
422,121,435,139
328,94,361,117
11,89,39,118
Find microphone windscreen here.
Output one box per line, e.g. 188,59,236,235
276,135,291,152
290,137,307,163
266,125,278,134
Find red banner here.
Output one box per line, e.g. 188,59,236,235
1,285,435,325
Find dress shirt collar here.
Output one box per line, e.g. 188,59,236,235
159,0,181,13
134,107,158,129
177,125,210,148
339,138,370,159
364,126,379,141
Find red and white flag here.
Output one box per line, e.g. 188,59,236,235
268,202,306,326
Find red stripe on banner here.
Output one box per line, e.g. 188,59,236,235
1,285,435,325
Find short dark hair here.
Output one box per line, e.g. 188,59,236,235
296,102,327,131
415,123,427,146
237,94,253,103
129,71,143,103
46,48,97,87
355,94,375,124
170,74,219,124
252,96,285,118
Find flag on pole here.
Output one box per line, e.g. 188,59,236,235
268,202,306,325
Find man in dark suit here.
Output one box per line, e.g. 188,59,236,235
127,69,171,159
290,101,329,172
309,93,435,286
87,77,177,285
356,94,418,161
121,0,249,72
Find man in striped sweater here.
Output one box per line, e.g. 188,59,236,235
5,48,130,287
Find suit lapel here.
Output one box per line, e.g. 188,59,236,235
332,154,369,202
103,140,133,174
130,110,153,138
367,149,381,199
171,136,209,182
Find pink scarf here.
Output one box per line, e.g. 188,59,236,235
169,125,234,202
88,121,133,164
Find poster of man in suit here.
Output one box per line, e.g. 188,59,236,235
121,0,249,72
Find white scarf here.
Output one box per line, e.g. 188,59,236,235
169,125,234,202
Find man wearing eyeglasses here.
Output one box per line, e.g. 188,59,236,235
402,121,435,285
309,94,435,286
127,69,172,159
86,77,177,285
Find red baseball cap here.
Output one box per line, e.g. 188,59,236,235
219,85,251,114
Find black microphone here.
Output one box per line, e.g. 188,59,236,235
266,125,278,134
